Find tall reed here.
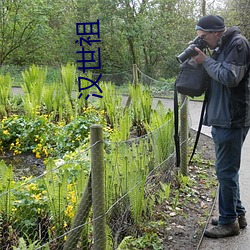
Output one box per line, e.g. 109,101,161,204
61,63,76,101
43,159,68,233
0,73,12,116
43,84,56,114
145,100,174,164
21,65,47,118
74,71,93,116
99,81,122,128
105,137,152,226
0,161,14,222
129,83,153,134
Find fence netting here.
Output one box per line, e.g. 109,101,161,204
0,115,182,249
0,66,193,249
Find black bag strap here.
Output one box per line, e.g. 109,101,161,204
174,81,180,168
174,82,208,168
188,91,208,164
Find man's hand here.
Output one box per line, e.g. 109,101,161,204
192,47,207,64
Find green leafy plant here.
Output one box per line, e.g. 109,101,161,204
129,84,153,133
60,63,76,100
43,159,68,227
43,84,56,114
21,65,47,118
12,176,49,241
0,107,104,158
0,73,12,117
13,235,44,250
157,182,171,203
99,81,123,128
145,100,174,163
0,161,15,221
117,233,163,250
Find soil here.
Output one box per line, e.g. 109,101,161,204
158,130,217,250
0,152,45,180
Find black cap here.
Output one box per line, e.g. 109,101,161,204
195,15,225,32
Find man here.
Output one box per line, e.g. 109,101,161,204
192,15,250,238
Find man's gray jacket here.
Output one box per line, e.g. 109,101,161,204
203,26,250,128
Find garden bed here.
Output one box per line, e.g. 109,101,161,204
161,131,217,250
0,129,217,250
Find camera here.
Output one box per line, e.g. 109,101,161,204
176,36,208,63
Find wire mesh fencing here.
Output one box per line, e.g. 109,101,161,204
0,112,183,249
0,64,191,249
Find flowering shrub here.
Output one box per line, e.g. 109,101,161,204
0,106,105,158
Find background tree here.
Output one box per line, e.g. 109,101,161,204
0,0,235,81
0,0,49,65
220,0,250,39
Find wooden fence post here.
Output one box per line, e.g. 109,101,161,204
180,94,188,176
91,124,106,250
133,64,138,85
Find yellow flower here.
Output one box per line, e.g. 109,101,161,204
12,207,17,212
65,205,74,218
32,193,42,201
71,195,76,204
26,183,37,191
100,110,105,115
3,130,9,135
14,149,21,155
42,147,48,157
36,152,41,158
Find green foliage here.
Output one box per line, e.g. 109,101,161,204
0,73,179,248
158,182,171,203
75,71,93,111
105,136,153,228
129,83,153,130
99,81,123,128
110,109,132,141
117,233,163,250
0,73,12,116
0,0,227,79
12,176,48,240
0,108,103,157
13,235,46,250
178,173,192,189
43,85,56,113
43,159,69,230
21,65,47,118
61,63,76,99
145,100,175,163
0,161,14,222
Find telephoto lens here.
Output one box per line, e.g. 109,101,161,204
176,36,208,63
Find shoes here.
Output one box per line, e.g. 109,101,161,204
211,214,247,229
204,222,240,238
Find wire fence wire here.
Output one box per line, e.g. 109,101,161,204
0,66,190,249
0,117,186,249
